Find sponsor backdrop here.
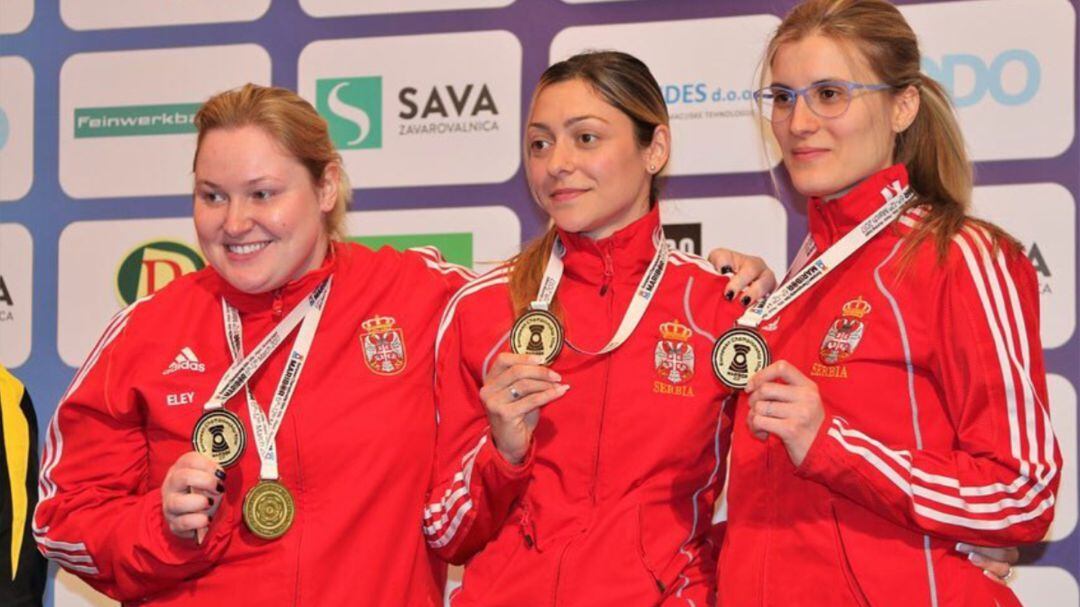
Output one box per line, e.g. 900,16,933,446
0,0,1076,604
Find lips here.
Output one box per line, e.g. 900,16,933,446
549,188,588,203
790,147,829,161
225,241,270,255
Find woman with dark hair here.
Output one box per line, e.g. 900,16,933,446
424,50,747,604
719,1,1060,605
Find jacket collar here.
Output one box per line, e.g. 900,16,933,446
212,241,340,317
807,163,910,250
557,205,662,285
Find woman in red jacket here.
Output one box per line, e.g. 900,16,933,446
34,84,468,606
424,51,750,605
718,1,1061,605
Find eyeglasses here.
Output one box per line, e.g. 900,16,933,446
752,80,893,122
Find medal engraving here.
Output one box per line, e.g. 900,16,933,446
510,309,564,365
192,410,246,468
243,481,295,540
712,327,770,389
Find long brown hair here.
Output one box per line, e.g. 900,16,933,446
193,83,352,240
763,0,1015,262
509,51,670,316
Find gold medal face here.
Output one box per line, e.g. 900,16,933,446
509,309,564,365
243,481,295,540
192,410,246,468
712,327,770,389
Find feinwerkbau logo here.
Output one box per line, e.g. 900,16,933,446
74,103,201,138
316,77,382,150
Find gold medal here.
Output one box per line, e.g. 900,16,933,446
243,480,295,540
509,309,564,365
712,327,770,390
192,410,246,468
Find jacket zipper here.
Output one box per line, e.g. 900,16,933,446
598,245,614,296
590,243,616,504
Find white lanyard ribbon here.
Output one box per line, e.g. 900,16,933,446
738,185,915,328
218,278,332,480
533,226,669,356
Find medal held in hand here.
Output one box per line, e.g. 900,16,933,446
192,409,246,468
510,309,564,366
712,327,770,390
243,480,295,540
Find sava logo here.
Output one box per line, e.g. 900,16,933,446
318,77,382,150
163,347,205,375
318,76,500,143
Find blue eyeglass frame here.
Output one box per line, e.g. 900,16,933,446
752,80,893,120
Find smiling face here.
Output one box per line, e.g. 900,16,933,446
770,34,910,198
524,79,669,240
193,125,337,294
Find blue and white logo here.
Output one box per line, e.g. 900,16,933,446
923,50,1041,108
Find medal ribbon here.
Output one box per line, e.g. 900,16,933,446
738,185,915,328
218,278,332,480
532,226,669,356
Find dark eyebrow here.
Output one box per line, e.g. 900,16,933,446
527,114,610,131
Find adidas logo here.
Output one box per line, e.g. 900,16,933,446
162,347,206,375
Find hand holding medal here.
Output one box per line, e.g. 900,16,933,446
745,361,825,467
161,452,226,542
479,352,570,464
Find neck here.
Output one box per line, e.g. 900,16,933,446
582,198,651,241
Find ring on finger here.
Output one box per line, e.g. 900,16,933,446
508,385,521,401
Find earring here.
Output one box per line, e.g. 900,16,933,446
648,164,657,173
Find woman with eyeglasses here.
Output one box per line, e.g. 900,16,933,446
717,1,1060,605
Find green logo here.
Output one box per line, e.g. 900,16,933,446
317,77,382,150
116,240,204,304
349,233,473,268
74,103,201,138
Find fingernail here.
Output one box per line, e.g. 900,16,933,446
530,355,545,365
215,469,226,480
217,483,225,493
741,295,752,307
207,497,215,507
955,542,972,553
725,290,734,301
968,552,982,564
720,265,733,275
208,514,213,522
549,371,562,382
559,384,571,391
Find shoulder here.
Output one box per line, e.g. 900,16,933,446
665,249,731,290
435,265,512,348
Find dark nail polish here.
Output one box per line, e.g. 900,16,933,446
208,514,213,522
725,290,734,301
207,497,215,506
741,295,752,307
720,265,733,275
216,483,225,493
214,470,226,480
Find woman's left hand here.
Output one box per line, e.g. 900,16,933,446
957,542,1020,585
746,361,825,467
706,248,777,306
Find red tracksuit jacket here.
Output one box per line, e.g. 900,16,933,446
718,165,1061,606
424,207,744,606
34,242,469,606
